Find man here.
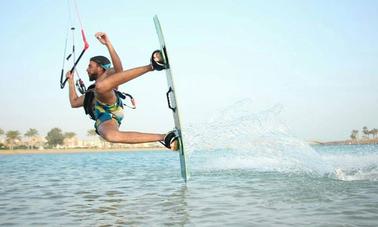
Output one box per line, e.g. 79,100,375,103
66,32,177,150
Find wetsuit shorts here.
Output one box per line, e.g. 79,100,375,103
94,95,124,133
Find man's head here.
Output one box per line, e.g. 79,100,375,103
87,56,111,81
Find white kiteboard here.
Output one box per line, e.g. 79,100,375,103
153,15,189,182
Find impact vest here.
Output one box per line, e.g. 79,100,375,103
83,84,97,120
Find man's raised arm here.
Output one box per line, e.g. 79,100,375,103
95,32,123,73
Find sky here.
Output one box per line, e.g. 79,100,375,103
0,0,377,141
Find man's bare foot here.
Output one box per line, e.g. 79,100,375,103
170,139,179,151
153,51,163,63
150,50,167,71
161,130,179,151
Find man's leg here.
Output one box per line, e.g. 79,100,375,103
98,120,165,144
96,65,153,94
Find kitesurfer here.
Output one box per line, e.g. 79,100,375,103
65,32,177,150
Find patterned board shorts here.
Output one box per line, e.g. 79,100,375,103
94,96,124,133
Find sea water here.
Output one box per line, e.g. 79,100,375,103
1,100,378,226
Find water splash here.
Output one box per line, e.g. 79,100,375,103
335,166,378,181
184,99,333,175
321,146,378,181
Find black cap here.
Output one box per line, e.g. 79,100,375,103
90,56,111,69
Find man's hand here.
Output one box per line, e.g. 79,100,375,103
95,32,111,46
66,71,74,80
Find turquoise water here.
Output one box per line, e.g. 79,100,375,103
1,145,377,226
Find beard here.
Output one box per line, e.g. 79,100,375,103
88,73,98,81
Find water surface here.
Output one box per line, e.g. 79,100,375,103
1,146,377,226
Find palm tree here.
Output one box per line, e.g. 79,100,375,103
362,126,370,139
24,128,39,149
6,130,21,150
46,128,65,148
350,130,359,141
87,129,99,148
0,128,4,148
371,128,378,139
63,132,77,148
64,132,76,139
87,129,97,137
0,128,4,142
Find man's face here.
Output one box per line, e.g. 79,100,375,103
86,61,103,81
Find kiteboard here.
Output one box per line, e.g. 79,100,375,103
153,15,189,182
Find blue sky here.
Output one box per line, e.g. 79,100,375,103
0,0,377,141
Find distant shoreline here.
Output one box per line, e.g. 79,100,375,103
2,138,377,155
0,147,168,155
310,138,378,146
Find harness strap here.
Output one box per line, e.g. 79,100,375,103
83,85,136,120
